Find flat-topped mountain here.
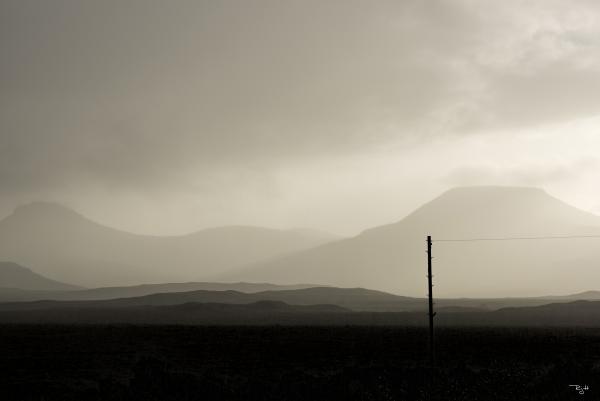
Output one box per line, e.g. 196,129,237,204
5,187,600,297
0,202,338,287
227,187,600,297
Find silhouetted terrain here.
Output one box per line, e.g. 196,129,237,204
0,276,321,302
4,296,600,326
0,202,339,287
0,286,422,311
2,325,598,401
228,187,600,296
0,301,352,324
5,279,600,312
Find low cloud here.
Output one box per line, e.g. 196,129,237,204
2,0,600,233
442,159,600,187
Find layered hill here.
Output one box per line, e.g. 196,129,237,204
0,287,422,312
226,187,600,297
0,280,322,302
0,300,351,325
0,262,82,291
5,284,600,313
0,202,338,287
3,297,600,326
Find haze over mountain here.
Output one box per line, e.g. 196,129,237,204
227,186,600,297
0,277,322,303
0,202,338,287
0,262,82,291
5,186,600,297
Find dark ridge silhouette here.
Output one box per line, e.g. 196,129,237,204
0,287,418,311
421,300,600,326
226,186,600,296
0,300,350,324
160,300,349,313
0,281,323,302
0,261,82,291
0,202,339,287
5,283,600,316
0,287,432,311
433,306,487,313
2,298,600,326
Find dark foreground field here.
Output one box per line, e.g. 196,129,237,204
2,325,599,401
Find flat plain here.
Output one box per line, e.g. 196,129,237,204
2,325,599,401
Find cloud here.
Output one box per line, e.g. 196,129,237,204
441,159,600,187
1,0,600,233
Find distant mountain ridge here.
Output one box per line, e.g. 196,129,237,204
5,282,600,313
0,287,417,311
225,186,600,297
548,290,600,300
5,187,600,297
3,298,600,326
0,202,339,287
0,300,351,325
0,279,324,302
0,262,82,291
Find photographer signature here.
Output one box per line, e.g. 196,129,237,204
569,385,589,395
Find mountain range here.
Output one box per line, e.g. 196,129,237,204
4,259,600,325
2,186,600,297
0,300,351,325
225,186,600,297
0,263,322,302
3,296,600,326
3,275,600,312
0,261,82,291
0,202,338,287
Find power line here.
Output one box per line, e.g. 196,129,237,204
433,234,600,242
424,232,600,382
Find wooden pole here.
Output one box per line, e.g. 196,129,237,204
427,235,435,367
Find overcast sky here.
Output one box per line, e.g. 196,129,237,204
2,0,600,236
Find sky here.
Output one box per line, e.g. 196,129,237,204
1,0,600,236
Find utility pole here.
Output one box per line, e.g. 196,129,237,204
427,235,436,367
